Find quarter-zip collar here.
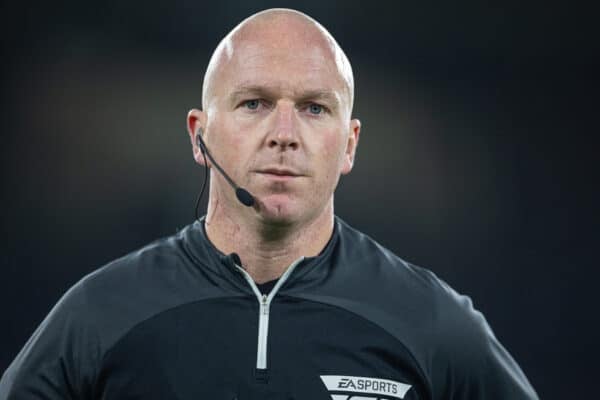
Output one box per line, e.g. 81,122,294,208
181,216,341,293
180,217,341,374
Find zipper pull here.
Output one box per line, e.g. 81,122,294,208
261,294,268,314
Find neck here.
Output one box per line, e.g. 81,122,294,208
204,190,334,284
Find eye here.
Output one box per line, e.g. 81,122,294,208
308,103,324,115
244,99,260,110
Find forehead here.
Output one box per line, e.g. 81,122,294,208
203,18,352,112
222,40,344,95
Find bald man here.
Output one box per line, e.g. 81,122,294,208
0,9,538,400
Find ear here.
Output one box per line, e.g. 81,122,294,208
340,118,361,175
187,108,208,167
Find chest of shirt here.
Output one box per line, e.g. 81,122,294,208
95,296,428,399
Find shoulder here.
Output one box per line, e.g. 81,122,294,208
20,222,220,363
83,225,192,287
71,224,220,349
0,224,209,398
336,217,493,338
334,217,455,309
333,218,538,399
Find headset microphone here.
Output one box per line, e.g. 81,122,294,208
195,130,255,208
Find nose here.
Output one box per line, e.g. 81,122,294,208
266,101,299,151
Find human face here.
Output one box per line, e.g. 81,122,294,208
194,33,360,226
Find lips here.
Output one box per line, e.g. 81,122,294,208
256,167,302,177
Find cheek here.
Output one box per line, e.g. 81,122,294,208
320,131,346,168
311,131,346,193
217,119,252,164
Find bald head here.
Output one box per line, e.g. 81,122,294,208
201,9,354,115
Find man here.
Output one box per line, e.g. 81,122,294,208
0,8,538,400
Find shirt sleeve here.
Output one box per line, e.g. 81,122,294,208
431,288,539,400
0,281,100,400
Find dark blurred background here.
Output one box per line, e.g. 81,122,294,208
1,1,598,398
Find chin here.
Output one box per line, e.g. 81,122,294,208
257,195,303,227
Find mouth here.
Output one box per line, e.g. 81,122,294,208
255,167,304,180
259,167,300,176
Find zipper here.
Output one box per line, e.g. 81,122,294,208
235,257,304,370
256,294,269,369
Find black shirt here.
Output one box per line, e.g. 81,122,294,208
0,216,538,399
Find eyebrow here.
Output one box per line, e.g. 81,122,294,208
228,84,341,110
